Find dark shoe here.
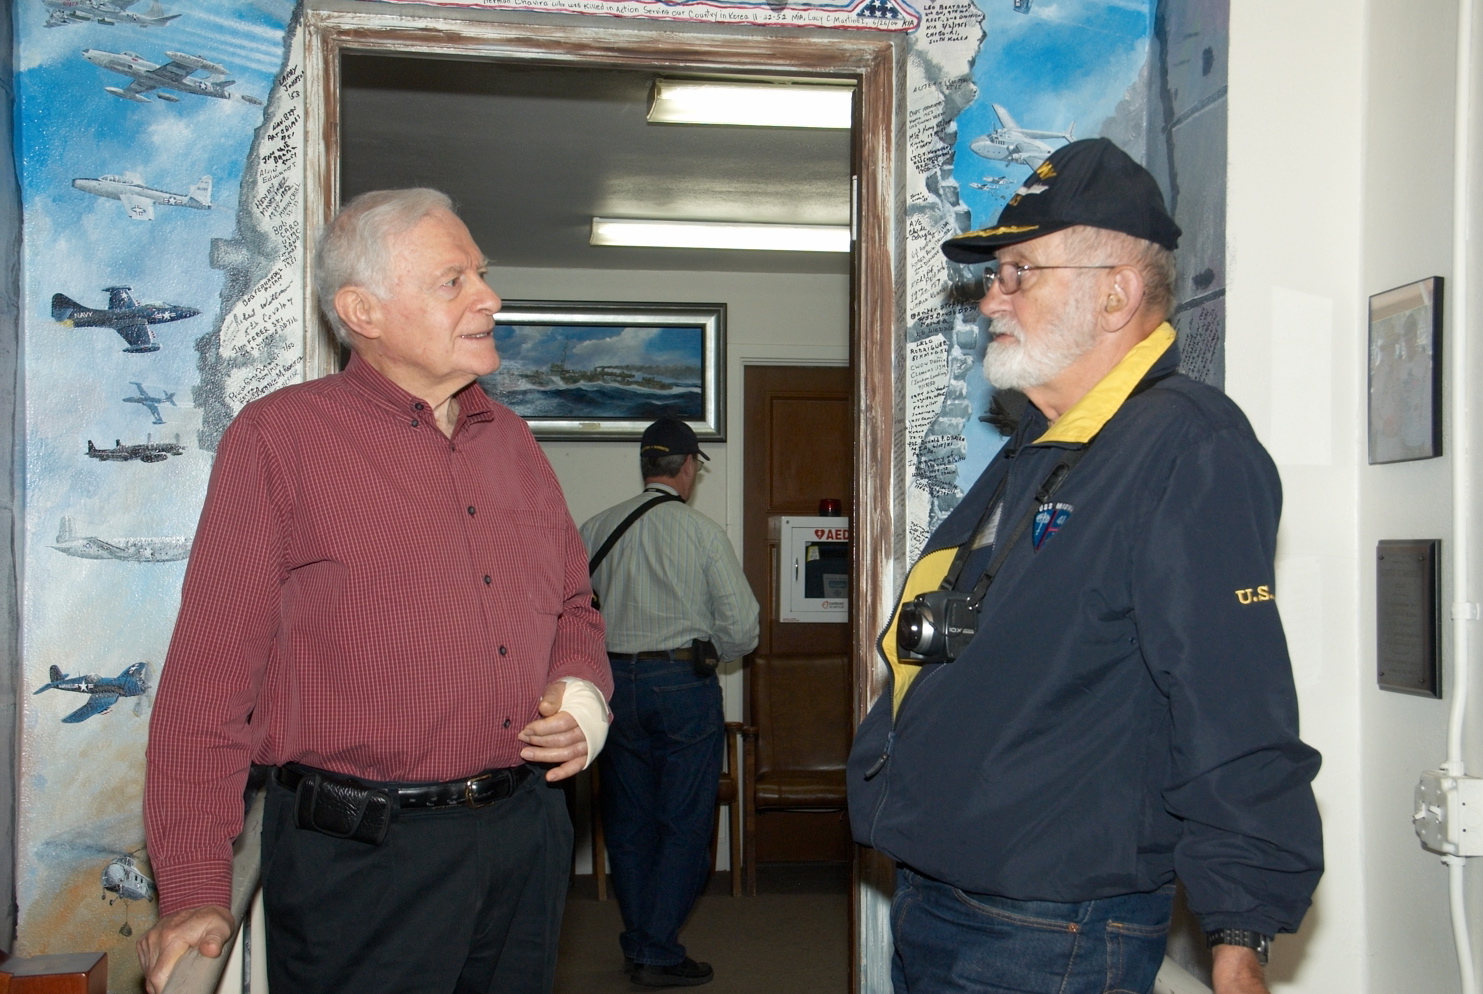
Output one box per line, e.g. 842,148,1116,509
623,957,636,977
631,958,713,987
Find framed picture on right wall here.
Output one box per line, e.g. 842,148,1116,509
1368,275,1444,464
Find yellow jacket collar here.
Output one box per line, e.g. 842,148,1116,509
1033,323,1176,445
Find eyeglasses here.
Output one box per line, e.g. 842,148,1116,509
983,260,1118,295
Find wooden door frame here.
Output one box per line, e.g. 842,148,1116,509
302,8,903,989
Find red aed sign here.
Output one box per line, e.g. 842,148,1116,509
812,528,849,541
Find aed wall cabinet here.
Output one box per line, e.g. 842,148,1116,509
778,516,849,623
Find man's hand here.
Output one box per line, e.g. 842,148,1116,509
518,680,588,781
136,904,235,994
1211,944,1270,994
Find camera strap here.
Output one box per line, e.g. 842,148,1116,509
935,442,1094,609
588,490,685,576
965,445,1091,607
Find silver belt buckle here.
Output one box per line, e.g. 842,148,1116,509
464,772,496,808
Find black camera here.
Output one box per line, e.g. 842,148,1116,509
897,589,980,663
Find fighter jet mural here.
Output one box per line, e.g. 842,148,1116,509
52,286,199,353
51,516,191,562
73,172,211,221
44,0,179,29
33,661,151,723
86,434,184,463
969,104,1074,168
82,49,265,105
121,381,176,424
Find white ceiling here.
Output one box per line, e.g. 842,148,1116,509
339,54,855,276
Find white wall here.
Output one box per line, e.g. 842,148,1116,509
1229,2,1483,992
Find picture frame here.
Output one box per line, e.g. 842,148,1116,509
478,300,726,441
1368,276,1443,465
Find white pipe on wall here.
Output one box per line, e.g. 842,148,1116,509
1446,0,1479,991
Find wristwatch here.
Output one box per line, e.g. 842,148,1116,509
1205,928,1271,966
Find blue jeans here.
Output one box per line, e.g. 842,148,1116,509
600,655,724,967
891,867,1174,994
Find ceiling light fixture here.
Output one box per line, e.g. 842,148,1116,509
648,79,854,129
590,217,851,253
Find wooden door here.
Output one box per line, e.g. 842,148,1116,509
743,365,853,864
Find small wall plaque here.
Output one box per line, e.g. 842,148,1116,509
1368,276,1443,464
1376,539,1441,697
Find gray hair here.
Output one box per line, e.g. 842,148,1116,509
1060,225,1178,321
641,453,689,481
313,188,456,345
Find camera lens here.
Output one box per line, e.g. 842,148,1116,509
898,601,937,654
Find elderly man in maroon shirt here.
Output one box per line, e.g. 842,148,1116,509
136,188,612,994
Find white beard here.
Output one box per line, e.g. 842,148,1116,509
981,287,1101,391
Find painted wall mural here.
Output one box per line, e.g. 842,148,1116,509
10,0,1213,987
14,1,294,986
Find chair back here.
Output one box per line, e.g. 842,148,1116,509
749,654,851,784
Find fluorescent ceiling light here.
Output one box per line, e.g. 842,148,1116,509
648,79,853,129
591,217,851,253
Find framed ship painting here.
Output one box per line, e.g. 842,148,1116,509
479,300,725,441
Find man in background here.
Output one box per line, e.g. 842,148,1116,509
582,418,759,988
138,188,610,994
848,140,1323,994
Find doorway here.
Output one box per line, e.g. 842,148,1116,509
302,7,900,990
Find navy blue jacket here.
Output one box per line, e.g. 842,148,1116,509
848,327,1323,935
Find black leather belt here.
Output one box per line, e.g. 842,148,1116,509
608,647,695,662
275,763,533,810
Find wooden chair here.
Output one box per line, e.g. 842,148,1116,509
591,721,746,899
742,653,851,895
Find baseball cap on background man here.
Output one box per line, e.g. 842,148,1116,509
640,417,710,462
941,137,1181,263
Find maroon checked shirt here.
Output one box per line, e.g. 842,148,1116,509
144,354,610,915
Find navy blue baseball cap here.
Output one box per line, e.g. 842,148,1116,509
942,138,1181,263
640,417,709,461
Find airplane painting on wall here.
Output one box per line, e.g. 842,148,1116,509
72,172,211,220
50,517,192,562
33,662,152,723
42,0,179,29
52,286,199,352
85,435,184,463
83,48,265,105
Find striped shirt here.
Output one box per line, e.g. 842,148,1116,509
580,486,759,662
145,354,610,914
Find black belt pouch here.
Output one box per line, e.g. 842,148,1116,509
691,638,720,678
292,769,394,846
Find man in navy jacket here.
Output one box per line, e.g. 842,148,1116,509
847,139,1322,994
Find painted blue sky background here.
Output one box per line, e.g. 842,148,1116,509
952,0,1152,490
13,0,291,951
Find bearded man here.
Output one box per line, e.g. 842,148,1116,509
847,139,1323,994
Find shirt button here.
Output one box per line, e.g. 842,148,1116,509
468,506,476,516
503,718,511,729
499,645,507,656
414,402,425,411
483,575,492,585
410,419,420,428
